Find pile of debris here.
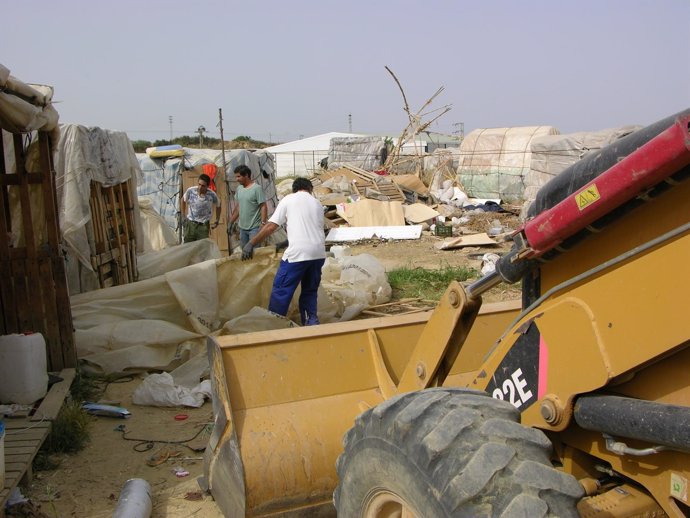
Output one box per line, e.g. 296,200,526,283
289,159,521,254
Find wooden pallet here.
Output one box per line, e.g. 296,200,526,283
315,166,405,203
89,180,138,289
341,165,405,202
0,130,76,371
0,368,75,517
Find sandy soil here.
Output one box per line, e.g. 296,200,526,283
25,377,223,518
21,211,522,517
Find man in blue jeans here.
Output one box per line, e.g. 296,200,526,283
229,165,267,248
241,178,325,326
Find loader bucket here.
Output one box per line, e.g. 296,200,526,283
204,300,520,517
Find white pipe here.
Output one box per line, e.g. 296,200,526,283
113,478,152,518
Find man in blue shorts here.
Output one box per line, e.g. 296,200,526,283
241,177,325,326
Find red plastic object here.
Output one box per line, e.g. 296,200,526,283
174,414,188,421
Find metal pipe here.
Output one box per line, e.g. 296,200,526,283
574,395,690,452
113,478,152,518
603,434,666,456
465,270,502,299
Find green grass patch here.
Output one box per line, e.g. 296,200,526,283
387,265,478,301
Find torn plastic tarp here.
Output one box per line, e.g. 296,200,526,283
0,63,59,143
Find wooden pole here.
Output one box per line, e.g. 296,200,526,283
218,108,232,252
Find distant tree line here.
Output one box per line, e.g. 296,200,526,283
130,135,274,153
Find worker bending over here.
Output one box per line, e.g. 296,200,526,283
242,177,325,326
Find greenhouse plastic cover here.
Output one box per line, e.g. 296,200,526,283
458,126,558,203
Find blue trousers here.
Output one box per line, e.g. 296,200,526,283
268,258,325,325
240,227,260,248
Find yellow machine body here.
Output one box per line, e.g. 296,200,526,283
205,129,690,516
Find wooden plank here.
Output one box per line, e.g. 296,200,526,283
2,439,45,448
4,420,50,431
36,133,75,369
3,446,35,455
38,257,61,355
13,135,45,333
10,258,30,331
5,456,33,471
32,368,76,421
4,430,47,442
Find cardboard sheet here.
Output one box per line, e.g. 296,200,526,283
403,203,439,224
391,174,429,194
337,198,405,226
434,232,497,250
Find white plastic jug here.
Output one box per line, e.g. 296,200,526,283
0,333,49,404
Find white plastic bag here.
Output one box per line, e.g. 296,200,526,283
132,372,211,407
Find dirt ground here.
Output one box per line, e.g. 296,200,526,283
20,211,522,517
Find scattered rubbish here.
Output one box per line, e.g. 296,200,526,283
326,225,422,242
174,414,188,421
487,219,503,237
6,486,28,506
113,478,152,518
82,402,131,418
184,491,204,501
132,373,211,408
172,466,190,478
146,449,181,467
329,245,351,259
0,404,32,417
481,253,501,275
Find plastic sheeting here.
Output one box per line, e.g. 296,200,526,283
138,196,179,253
137,238,221,280
0,64,59,144
54,124,143,293
72,249,278,373
136,148,279,235
458,126,558,203
328,136,386,171
72,247,392,374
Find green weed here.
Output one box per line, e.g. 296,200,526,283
387,265,478,301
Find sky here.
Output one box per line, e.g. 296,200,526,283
3,0,689,144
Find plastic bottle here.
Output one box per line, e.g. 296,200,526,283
0,333,49,404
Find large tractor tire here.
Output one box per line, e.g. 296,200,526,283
334,388,583,518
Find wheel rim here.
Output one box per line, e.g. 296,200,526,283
364,489,420,518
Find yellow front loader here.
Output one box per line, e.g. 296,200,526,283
204,108,690,517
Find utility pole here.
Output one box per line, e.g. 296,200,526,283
169,115,173,142
452,122,465,141
348,113,352,133
197,125,206,147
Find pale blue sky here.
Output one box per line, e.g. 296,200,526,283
4,0,689,143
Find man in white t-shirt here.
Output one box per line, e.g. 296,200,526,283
242,177,325,325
